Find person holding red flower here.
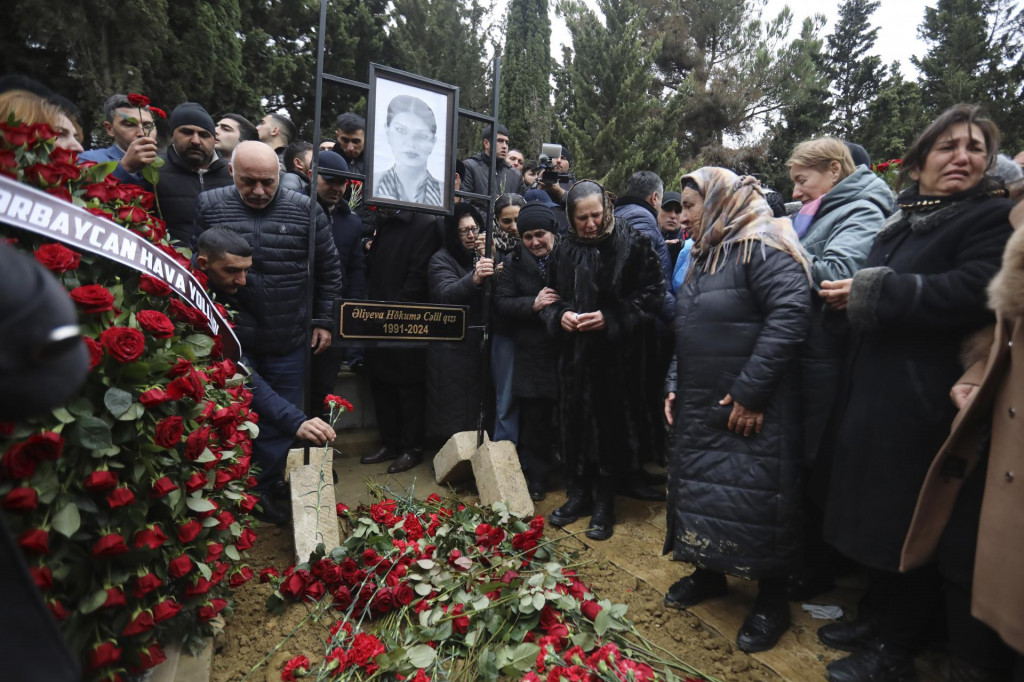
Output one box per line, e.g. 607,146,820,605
79,93,160,185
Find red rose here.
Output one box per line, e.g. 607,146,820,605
139,274,172,296
18,528,49,554
99,326,147,363
93,533,129,558
239,493,258,513
153,415,184,447
133,572,163,597
69,284,115,314
215,510,235,530
47,598,70,620
30,565,52,590
83,336,104,369
394,582,415,606
137,310,175,338
336,502,349,516
185,576,213,598
101,586,126,609
4,487,38,511
177,520,202,543
150,476,178,497
229,566,254,588
1,443,38,478
34,243,80,272
127,93,151,107
106,486,136,509
150,107,167,119
135,525,168,549
279,573,306,599
205,541,224,561
259,567,279,583
451,604,470,634
167,371,204,402
22,431,64,461
332,585,353,610
139,388,170,407
169,298,208,329
121,609,155,636
168,554,193,578
185,472,207,493
306,581,326,601
84,469,119,492
117,205,150,225
130,643,167,673
581,600,602,620
151,598,182,623
236,526,257,551
88,641,122,672
0,148,16,177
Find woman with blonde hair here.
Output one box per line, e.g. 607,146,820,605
0,89,83,152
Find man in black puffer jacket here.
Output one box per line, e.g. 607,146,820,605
192,141,343,519
461,124,522,206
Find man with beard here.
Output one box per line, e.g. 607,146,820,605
149,103,232,245
79,93,158,184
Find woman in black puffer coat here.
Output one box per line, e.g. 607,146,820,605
663,167,812,654
424,204,496,441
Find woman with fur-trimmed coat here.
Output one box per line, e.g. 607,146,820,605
540,180,665,542
900,198,1024,679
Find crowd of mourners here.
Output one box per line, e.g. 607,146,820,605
4,73,1024,682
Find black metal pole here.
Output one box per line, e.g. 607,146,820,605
303,0,330,466
477,54,501,447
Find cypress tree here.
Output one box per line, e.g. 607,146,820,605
823,0,884,138
499,0,554,160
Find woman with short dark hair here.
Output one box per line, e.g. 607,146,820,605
374,95,442,205
817,104,1014,682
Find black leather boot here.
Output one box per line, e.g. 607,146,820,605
826,641,917,682
585,484,615,540
387,449,423,473
736,598,791,653
548,478,592,527
818,616,878,652
360,446,397,464
664,568,728,609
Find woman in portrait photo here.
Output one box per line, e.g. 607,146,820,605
374,94,443,206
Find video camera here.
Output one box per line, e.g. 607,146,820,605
538,143,570,185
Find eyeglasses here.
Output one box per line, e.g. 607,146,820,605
458,227,479,236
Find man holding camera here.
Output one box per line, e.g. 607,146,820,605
535,143,577,207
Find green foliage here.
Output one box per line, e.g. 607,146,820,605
500,0,555,156
823,0,884,138
856,63,928,163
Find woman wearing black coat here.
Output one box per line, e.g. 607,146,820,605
662,167,812,654
424,204,495,441
814,105,1015,682
540,180,665,541
493,203,561,500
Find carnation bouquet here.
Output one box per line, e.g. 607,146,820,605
0,110,258,681
255,485,719,682
870,158,902,191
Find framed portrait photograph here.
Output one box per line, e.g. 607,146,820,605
365,65,458,215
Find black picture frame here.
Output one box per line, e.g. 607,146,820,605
365,65,458,215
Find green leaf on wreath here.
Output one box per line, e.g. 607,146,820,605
571,631,597,652
477,649,499,682
196,448,218,463
196,561,212,580
594,607,612,637
51,406,75,424
414,582,432,597
67,396,95,418
185,334,215,355
70,415,113,450
406,644,435,669
508,643,539,672
465,623,483,647
225,545,240,561
416,558,435,570
471,595,490,612
117,403,145,421
91,446,120,458
531,593,545,611
51,503,81,538
186,496,217,513
80,588,110,615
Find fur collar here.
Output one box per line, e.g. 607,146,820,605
988,224,1024,319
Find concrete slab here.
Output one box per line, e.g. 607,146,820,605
289,459,340,565
471,439,534,518
432,431,478,483
174,640,212,682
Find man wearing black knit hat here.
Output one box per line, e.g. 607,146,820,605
151,102,233,245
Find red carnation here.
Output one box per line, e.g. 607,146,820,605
69,284,115,314
83,336,104,369
126,93,151,107
151,598,182,623
106,486,136,509
153,415,184,448
177,520,202,543
4,487,38,511
137,310,175,338
88,641,122,672
84,469,119,492
139,274,172,296
168,554,193,578
121,609,155,636
18,528,49,554
150,107,167,120
281,655,310,682
34,243,80,272
99,326,147,363
93,533,129,558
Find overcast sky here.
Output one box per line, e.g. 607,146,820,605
538,0,934,77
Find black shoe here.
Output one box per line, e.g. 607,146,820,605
548,482,592,527
617,480,666,501
736,600,791,653
254,495,289,526
664,569,728,609
826,642,917,682
818,618,877,653
585,494,615,540
360,446,397,464
785,572,835,601
270,478,290,501
528,481,546,502
387,450,422,474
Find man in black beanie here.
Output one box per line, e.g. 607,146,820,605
150,102,233,245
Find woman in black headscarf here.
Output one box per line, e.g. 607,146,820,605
540,180,665,540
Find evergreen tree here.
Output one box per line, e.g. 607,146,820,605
823,0,883,138
389,0,494,158
554,0,677,192
855,63,928,162
499,0,554,159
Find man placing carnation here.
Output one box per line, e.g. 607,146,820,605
196,227,337,524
